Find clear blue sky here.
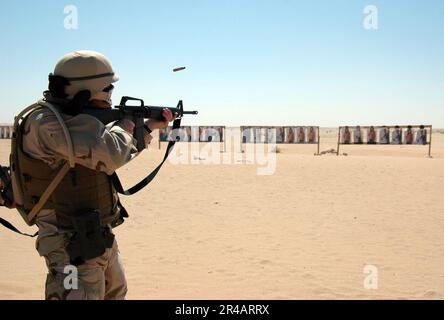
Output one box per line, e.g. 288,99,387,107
0,0,443,127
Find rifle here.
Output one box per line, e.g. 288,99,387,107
83,96,198,151
83,96,197,196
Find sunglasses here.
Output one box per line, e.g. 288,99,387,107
102,84,114,92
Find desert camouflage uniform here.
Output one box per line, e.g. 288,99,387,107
22,101,152,300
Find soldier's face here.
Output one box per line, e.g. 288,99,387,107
89,99,112,109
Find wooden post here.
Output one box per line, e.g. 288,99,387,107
240,126,244,153
317,126,320,155
223,127,227,153
336,127,341,156
428,125,432,157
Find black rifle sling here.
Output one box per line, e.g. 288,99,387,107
111,117,182,196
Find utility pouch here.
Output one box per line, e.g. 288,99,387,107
65,209,115,266
0,166,15,209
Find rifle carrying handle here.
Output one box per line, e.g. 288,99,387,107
120,96,144,107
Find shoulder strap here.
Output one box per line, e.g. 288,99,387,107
26,162,71,223
0,101,75,237
111,117,182,196
37,101,76,168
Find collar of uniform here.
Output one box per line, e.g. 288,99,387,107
43,91,71,107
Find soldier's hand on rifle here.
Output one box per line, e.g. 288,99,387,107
115,119,135,134
145,108,176,131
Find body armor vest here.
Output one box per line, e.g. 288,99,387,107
12,110,121,229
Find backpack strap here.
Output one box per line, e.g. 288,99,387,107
37,101,76,168
1,101,75,237
25,162,71,224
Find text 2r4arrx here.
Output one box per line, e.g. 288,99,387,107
220,304,269,315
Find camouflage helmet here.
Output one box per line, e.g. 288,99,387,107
51,50,119,100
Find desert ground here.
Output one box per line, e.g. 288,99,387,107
1,128,444,299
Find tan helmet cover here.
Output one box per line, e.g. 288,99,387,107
53,50,119,99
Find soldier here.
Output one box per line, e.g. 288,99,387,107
405,126,414,144
297,127,305,143
354,126,363,144
415,125,427,145
342,126,351,144
391,125,402,144
308,127,316,143
286,127,294,143
367,126,376,144
16,50,175,300
379,126,389,144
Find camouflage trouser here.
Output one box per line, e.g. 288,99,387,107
36,234,127,300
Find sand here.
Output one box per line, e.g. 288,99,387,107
1,128,444,300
